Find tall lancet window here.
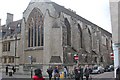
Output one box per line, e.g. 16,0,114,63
78,24,82,48
27,8,44,48
64,18,71,46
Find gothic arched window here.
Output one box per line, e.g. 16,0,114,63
106,38,109,50
27,8,44,47
88,28,92,49
64,18,71,46
78,24,82,48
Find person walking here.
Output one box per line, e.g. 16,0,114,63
74,66,80,80
5,66,8,75
47,67,53,80
54,66,60,80
32,68,45,80
64,66,68,78
79,66,84,80
12,66,15,74
84,65,90,80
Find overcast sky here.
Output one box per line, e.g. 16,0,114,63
0,0,111,32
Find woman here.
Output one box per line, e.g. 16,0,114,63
32,68,45,80
64,66,68,78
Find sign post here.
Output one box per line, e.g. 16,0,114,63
74,54,79,66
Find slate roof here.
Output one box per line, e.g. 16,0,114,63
1,2,111,38
48,2,112,37
1,19,22,38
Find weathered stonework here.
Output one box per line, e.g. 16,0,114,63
1,1,113,74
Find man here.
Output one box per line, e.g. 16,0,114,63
79,66,84,80
84,65,90,80
6,66,8,75
54,66,60,80
74,66,80,80
47,67,53,80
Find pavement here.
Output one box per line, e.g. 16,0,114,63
0,67,115,80
1,71,116,80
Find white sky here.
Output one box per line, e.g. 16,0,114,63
0,0,111,32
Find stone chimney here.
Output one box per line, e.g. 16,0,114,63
6,13,13,27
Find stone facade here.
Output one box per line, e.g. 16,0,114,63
0,1,113,71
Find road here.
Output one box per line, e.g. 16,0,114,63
91,71,114,78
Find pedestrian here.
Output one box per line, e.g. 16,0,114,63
12,66,15,74
116,66,120,80
47,66,53,80
54,66,60,80
64,66,68,78
5,66,8,75
32,68,45,80
84,65,90,80
79,66,84,80
74,66,80,80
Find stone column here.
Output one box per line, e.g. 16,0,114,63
110,0,120,78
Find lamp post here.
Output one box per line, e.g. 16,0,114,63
14,33,17,69
28,56,33,78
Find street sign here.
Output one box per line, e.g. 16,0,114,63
74,56,79,60
110,53,114,60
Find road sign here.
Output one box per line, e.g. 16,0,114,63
74,56,79,60
110,53,114,60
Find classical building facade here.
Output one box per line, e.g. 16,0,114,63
0,1,113,71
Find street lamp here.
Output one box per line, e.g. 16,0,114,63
14,26,17,72
28,56,33,78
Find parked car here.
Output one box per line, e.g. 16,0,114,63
91,65,104,74
105,65,114,72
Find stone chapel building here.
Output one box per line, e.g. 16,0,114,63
0,0,113,71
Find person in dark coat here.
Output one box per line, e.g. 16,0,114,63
116,66,120,80
74,67,80,80
84,66,90,80
32,68,45,80
47,67,53,80
54,66,60,80
12,66,16,74
79,66,84,80
5,66,8,75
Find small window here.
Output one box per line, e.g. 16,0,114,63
4,57,7,63
100,57,103,62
